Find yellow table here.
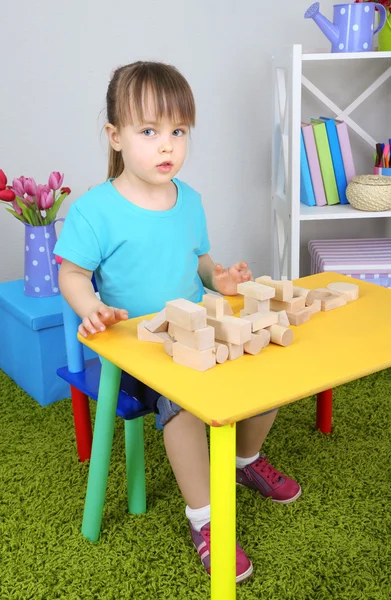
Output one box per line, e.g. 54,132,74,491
79,273,391,599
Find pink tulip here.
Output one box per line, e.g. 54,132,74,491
48,171,64,191
40,189,54,210
25,194,35,204
12,177,25,197
36,184,50,207
24,177,38,196
12,200,22,214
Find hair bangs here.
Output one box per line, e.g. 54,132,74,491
114,63,195,128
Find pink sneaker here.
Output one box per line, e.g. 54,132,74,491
189,521,253,583
236,454,301,504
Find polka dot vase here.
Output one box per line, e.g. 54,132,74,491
304,2,387,53
24,219,64,297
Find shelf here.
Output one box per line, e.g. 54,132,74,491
300,203,391,221
302,50,391,61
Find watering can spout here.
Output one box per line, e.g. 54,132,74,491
304,2,340,47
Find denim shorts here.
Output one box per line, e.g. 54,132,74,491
120,370,277,427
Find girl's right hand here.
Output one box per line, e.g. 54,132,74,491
78,303,129,338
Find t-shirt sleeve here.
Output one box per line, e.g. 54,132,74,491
54,204,101,271
196,201,211,256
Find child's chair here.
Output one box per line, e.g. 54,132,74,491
55,255,161,463
55,258,156,538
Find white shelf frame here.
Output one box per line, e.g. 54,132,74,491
271,45,391,280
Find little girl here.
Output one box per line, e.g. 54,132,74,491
55,61,301,583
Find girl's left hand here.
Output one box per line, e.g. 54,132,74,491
212,261,252,296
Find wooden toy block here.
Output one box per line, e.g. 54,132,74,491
327,281,359,301
255,276,293,301
253,328,271,348
166,298,207,331
265,324,293,347
269,296,306,313
168,322,176,337
216,340,244,360
237,281,275,301
286,307,311,326
145,308,168,333
313,289,347,311
207,315,252,345
276,310,290,327
244,333,265,355
202,293,224,319
308,298,321,314
241,310,278,332
223,299,234,315
172,342,216,372
137,320,166,343
293,286,315,306
315,286,351,303
244,296,270,314
214,342,229,364
240,309,251,318
171,324,215,351
163,338,174,356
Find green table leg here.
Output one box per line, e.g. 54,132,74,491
81,358,120,542
124,417,146,514
210,423,236,600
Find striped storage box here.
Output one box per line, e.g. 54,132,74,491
308,238,391,288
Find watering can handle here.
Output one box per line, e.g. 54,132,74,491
373,4,387,35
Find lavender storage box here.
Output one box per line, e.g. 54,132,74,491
308,238,391,288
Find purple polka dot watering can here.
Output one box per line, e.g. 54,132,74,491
23,219,64,297
305,2,387,52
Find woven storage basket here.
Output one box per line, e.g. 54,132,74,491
346,175,391,212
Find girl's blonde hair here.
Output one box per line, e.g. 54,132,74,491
106,61,196,179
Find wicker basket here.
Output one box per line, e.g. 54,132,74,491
346,175,391,212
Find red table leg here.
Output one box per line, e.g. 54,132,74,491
70,385,93,461
316,389,333,434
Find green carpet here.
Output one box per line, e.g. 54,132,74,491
1,368,390,600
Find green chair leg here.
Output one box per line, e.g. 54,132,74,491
81,358,121,542
124,417,146,514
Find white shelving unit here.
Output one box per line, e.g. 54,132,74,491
271,44,391,280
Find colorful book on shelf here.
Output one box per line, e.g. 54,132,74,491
301,122,327,207
319,117,348,204
300,130,316,206
310,119,340,206
335,120,356,184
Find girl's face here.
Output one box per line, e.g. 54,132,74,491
106,94,189,186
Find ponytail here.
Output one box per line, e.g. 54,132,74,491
107,146,124,180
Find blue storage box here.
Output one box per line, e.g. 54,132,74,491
0,279,95,406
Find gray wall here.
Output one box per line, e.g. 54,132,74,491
1,0,389,283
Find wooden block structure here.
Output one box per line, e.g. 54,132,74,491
237,279,293,348
255,275,293,301
137,280,359,370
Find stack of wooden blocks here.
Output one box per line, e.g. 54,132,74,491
137,276,359,372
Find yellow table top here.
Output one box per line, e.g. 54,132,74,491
79,273,391,425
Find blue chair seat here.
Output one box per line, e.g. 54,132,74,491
57,358,151,420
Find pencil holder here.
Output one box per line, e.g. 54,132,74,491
373,167,391,176
346,174,391,211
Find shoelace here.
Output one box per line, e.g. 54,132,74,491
246,455,283,485
200,524,211,541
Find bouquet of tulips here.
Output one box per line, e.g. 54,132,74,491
355,0,391,11
0,169,71,226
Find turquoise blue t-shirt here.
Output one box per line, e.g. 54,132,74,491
54,178,210,317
